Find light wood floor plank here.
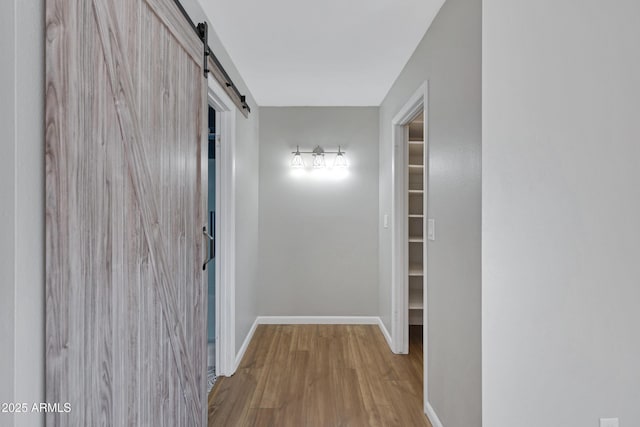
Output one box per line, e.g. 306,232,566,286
208,325,431,427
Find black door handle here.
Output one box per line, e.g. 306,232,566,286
202,211,216,270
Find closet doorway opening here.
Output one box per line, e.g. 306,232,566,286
205,73,237,385
206,106,218,391
407,113,425,360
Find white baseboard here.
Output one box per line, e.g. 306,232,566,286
376,317,393,350
425,401,444,427
233,316,393,373
256,316,380,325
233,318,259,373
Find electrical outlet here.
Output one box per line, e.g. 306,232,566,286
383,214,389,229
600,418,619,427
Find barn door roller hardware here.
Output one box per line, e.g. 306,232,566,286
196,22,210,77
171,0,251,115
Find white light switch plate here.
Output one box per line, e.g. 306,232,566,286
427,219,435,241
600,418,619,427
383,214,389,229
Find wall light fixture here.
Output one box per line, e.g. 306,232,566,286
290,145,347,169
291,146,304,168
334,146,347,169
312,146,326,169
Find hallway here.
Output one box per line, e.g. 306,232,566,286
5,0,639,425
208,325,429,427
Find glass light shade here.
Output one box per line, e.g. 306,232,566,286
291,152,304,168
334,152,347,169
312,153,326,169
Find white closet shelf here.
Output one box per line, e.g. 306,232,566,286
408,214,424,218
408,140,424,144
408,164,424,168
409,237,423,243
408,189,424,194
409,290,424,310
408,264,424,276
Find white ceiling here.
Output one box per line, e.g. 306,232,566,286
198,0,446,106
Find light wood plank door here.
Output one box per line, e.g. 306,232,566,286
45,0,208,425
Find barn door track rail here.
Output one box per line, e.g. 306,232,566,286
172,0,251,115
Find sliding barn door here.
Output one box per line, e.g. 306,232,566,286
45,0,207,425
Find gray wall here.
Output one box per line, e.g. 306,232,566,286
232,94,259,352
0,1,45,426
483,0,640,425
258,107,379,316
0,1,259,425
378,0,482,426
0,0,18,424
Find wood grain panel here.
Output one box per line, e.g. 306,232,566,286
45,0,207,425
208,325,431,427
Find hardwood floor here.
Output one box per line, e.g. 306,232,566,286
208,324,430,427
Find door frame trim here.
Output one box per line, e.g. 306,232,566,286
207,74,236,377
390,80,429,410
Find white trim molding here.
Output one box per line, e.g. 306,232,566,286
256,316,380,325
425,402,444,427
377,318,393,349
230,317,393,374
390,81,429,355
390,81,430,414
233,318,259,373
207,74,237,377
